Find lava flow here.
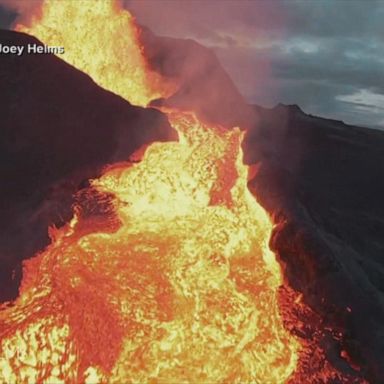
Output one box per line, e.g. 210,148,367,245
2,0,306,383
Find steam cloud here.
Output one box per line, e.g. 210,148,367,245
0,0,43,25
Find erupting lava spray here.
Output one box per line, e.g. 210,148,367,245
0,0,306,382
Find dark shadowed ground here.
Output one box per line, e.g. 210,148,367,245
0,29,176,302
245,105,384,383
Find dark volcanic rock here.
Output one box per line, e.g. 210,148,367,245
0,29,176,302
139,26,257,130
245,104,384,383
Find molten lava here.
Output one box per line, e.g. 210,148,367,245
16,0,174,107
0,1,305,383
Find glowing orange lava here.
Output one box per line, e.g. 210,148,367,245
16,0,174,107
1,1,303,383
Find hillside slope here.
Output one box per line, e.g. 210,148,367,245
245,104,384,382
0,29,176,301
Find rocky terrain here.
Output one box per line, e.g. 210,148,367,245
245,104,384,383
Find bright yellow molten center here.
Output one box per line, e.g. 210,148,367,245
1,1,300,383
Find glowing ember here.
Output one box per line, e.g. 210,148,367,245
1,0,303,382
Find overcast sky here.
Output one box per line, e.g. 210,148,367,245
125,0,384,129
1,0,384,129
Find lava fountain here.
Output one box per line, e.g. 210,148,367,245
0,0,302,382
